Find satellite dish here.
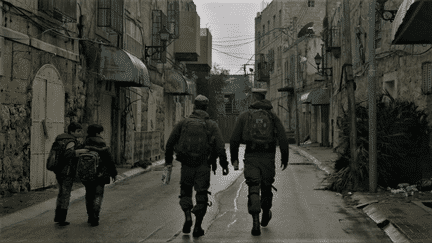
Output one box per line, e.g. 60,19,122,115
298,22,314,38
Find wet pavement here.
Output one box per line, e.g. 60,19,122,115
1,143,432,242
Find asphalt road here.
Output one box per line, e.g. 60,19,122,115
0,148,391,243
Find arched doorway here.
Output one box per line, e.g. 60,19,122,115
30,64,65,190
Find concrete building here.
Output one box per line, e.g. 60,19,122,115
0,0,211,195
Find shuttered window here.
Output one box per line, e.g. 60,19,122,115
38,0,77,23
167,0,179,39
152,10,167,63
422,62,432,95
98,0,124,34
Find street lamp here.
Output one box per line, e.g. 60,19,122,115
145,26,171,59
314,53,333,76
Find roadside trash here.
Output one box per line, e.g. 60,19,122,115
390,184,419,196
336,193,342,196
348,192,352,195
398,183,410,188
416,178,432,191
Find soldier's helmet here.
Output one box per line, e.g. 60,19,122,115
194,95,209,106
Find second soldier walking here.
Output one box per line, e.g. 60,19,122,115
164,95,229,238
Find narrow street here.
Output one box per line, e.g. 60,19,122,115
0,148,391,243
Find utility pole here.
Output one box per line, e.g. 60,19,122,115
294,17,300,146
367,0,377,192
342,0,358,188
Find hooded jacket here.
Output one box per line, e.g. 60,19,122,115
230,99,289,164
83,135,118,184
165,109,228,168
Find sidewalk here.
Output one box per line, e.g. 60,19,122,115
290,143,432,243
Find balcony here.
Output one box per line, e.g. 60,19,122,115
256,62,270,82
185,28,212,73
175,11,200,62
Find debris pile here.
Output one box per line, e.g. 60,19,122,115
388,183,419,197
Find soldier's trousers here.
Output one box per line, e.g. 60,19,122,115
56,176,75,210
179,162,211,217
83,181,105,220
243,156,276,215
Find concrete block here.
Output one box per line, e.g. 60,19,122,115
363,204,390,228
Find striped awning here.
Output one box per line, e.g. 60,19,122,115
310,88,330,106
99,45,151,87
392,0,432,45
164,69,191,95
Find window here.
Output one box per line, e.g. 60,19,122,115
263,25,266,46
167,0,180,39
308,0,315,7
273,15,276,38
279,10,282,27
375,12,383,49
98,0,124,34
422,62,432,95
152,10,167,63
38,0,77,23
258,31,261,47
268,20,270,42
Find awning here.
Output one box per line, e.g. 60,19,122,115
164,70,191,95
99,45,151,87
300,89,330,105
310,88,330,106
184,76,196,97
392,0,432,45
278,85,294,93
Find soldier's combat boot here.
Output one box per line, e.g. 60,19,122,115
251,213,261,236
182,210,193,233
192,215,205,238
261,209,272,227
54,208,70,226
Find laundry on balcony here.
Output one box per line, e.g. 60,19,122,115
99,45,152,87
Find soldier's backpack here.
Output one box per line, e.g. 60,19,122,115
46,139,75,172
77,151,101,182
243,109,276,148
176,118,211,159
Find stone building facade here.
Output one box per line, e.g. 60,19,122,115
327,0,432,151
255,0,327,145
0,0,210,196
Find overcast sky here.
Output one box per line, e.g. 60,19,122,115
195,1,270,75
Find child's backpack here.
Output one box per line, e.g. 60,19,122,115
77,151,101,182
46,139,75,172
176,118,211,158
242,109,276,148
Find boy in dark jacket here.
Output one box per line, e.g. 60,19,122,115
230,88,289,236
165,95,229,238
82,124,118,226
54,122,89,226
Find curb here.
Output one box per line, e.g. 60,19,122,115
291,145,412,243
0,159,165,230
289,145,333,175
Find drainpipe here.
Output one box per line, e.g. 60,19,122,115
367,0,377,193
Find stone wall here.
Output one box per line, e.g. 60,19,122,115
0,39,84,196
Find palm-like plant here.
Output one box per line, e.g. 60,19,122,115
325,91,431,192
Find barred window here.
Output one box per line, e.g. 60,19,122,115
308,0,315,7
422,62,432,95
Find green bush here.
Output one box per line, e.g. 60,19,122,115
326,91,431,192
